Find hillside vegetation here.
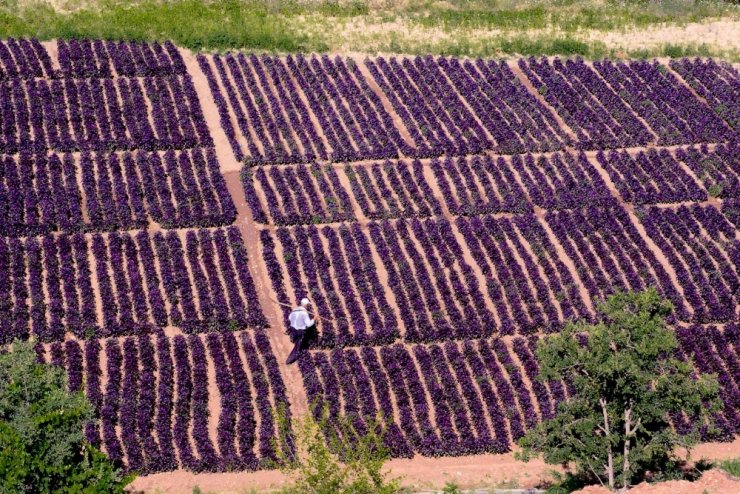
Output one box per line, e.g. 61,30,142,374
1,0,739,59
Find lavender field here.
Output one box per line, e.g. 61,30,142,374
0,38,738,477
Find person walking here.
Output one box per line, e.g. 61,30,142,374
286,298,316,364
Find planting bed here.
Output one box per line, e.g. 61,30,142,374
1,37,738,482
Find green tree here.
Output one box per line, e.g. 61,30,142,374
0,340,133,493
517,289,720,492
273,405,401,494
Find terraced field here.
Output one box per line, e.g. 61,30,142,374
0,38,738,481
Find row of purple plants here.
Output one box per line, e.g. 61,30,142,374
0,226,266,342
668,58,739,131
431,155,532,216
457,214,591,335
365,56,491,157
0,38,53,79
244,147,631,227
368,218,495,342
545,205,688,321
507,150,614,210
675,324,740,440
0,38,185,79
299,326,740,459
43,331,290,474
284,55,411,161
344,160,442,220
262,223,399,347
261,217,499,345
199,53,409,164
242,163,355,225
639,204,740,323
57,39,187,78
435,57,571,153
675,142,739,199
724,198,740,228
0,74,211,153
298,337,569,457
595,147,708,205
260,203,737,345
197,53,739,161
0,148,235,236
519,57,653,149
367,56,572,156
592,59,731,145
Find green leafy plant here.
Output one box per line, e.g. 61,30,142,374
272,404,401,494
517,289,720,492
442,481,462,494
721,458,740,478
707,183,724,198
0,340,133,493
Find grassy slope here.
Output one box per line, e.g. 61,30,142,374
1,0,738,59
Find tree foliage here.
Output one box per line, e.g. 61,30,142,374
517,289,720,491
273,404,401,494
0,340,133,493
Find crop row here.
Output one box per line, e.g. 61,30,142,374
44,330,289,473
299,337,569,457
669,59,739,131
261,223,399,347
724,198,740,228
344,160,442,220
199,53,409,164
57,39,187,78
0,227,266,342
457,214,591,335
591,59,731,144
262,218,496,345
299,326,740,459
0,39,187,80
675,142,738,199
261,201,740,344
546,205,688,320
0,74,211,154
365,56,571,156
413,150,616,214
243,149,619,226
0,38,53,79
518,57,652,149
639,204,740,323
241,163,355,225
0,147,235,236
250,144,738,229
199,53,738,162
520,58,735,148
595,147,708,205
675,324,740,440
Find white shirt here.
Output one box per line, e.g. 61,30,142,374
288,308,314,330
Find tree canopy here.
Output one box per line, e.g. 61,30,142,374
0,340,133,493
517,289,720,491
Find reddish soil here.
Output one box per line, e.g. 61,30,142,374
574,470,740,494
131,440,740,493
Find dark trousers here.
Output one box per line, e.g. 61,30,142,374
286,323,315,365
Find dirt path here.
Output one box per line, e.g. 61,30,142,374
222,170,309,417
181,49,242,173
131,438,740,494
